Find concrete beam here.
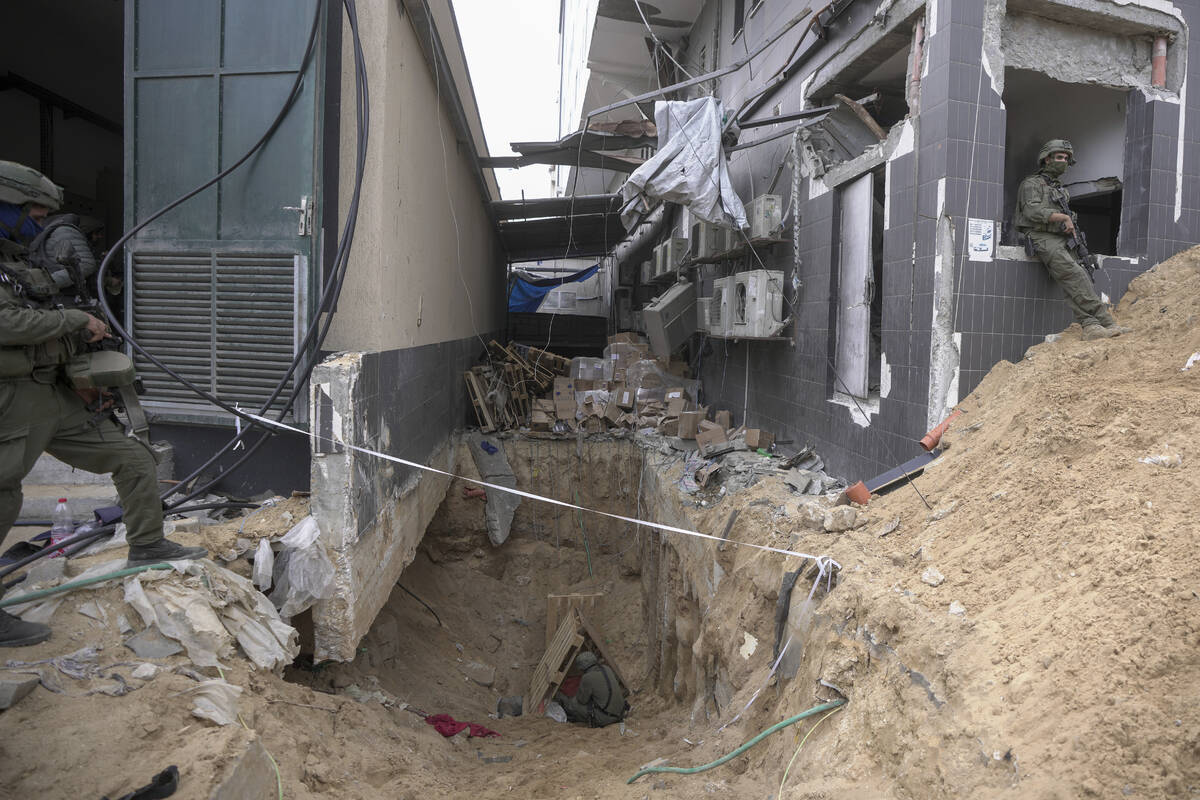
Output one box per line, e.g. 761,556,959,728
309,353,456,662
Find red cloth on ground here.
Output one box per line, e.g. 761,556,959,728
424,713,500,739
559,675,581,697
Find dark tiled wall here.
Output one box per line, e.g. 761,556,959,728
698,0,1200,482
347,333,496,533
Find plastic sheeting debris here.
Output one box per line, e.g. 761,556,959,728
270,516,335,620
124,561,299,671
185,679,243,726
621,97,748,231
252,539,274,591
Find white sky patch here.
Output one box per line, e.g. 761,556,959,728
455,0,560,200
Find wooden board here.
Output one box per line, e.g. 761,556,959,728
463,371,495,432
546,592,603,645
524,609,585,716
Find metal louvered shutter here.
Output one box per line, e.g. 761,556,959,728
214,253,296,410
129,250,301,417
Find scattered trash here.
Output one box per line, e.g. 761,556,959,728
184,678,243,726
252,538,274,591
272,516,335,620
77,600,109,625
544,700,568,723
1182,352,1200,371
1139,445,1182,468
949,601,966,616
921,567,946,587
479,440,499,455
425,713,501,738
123,626,184,659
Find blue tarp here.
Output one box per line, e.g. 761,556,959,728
507,264,600,312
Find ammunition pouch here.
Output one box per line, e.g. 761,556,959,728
66,351,151,448
65,350,136,391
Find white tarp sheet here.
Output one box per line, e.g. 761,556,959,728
620,97,748,231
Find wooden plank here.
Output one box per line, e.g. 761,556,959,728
525,610,585,716
546,592,604,645
463,370,495,432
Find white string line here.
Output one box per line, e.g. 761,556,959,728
245,412,842,566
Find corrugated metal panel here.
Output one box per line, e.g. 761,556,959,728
131,250,296,414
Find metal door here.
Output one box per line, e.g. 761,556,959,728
124,0,323,418
835,172,873,399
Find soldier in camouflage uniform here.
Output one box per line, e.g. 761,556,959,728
1014,140,1131,340
0,162,206,648
554,651,628,727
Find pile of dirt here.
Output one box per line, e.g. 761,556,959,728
1,249,1196,799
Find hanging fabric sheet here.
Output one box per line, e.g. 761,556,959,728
507,264,600,312
620,97,749,231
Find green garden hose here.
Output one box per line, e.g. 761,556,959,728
0,563,172,608
627,698,847,784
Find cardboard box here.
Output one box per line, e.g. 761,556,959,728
678,410,705,439
666,396,687,418
553,377,575,400
659,418,680,436
664,387,685,401
574,379,595,392
531,409,551,431
700,429,724,453
715,409,732,430
582,417,605,434
745,429,774,450
604,402,624,424
698,419,721,433
696,425,728,450
615,388,635,410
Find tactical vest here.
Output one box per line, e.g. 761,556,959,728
0,239,85,380
1014,172,1073,235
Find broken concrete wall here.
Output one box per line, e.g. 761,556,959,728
308,335,495,661
684,0,1200,481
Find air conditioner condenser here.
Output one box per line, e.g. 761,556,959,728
643,280,697,358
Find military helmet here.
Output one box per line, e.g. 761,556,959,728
575,651,598,670
0,161,63,211
1037,139,1076,166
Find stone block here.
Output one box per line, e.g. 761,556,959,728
0,675,39,710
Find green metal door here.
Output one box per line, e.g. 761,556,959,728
124,0,324,419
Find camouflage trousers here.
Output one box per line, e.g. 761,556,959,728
1027,231,1113,328
0,378,164,546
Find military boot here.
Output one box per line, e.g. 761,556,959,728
126,537,208,568
0,609,51,647
1082,323,1117,340
1103,322,1132,335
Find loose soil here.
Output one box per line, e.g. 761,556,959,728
0,248,1197,799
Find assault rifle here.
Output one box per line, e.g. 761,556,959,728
1054,194,1100,284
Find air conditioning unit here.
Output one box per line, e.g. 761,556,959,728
640,260,653,284
657,236,688,276
695,297,712,333
720,226,742,253
732,269,785,338
709,276,733,337
690,220,722,259
643,280,697,358
749,194,782,239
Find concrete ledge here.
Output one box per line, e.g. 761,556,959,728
308,353,457,662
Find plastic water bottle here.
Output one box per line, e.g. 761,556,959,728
49,497,74,558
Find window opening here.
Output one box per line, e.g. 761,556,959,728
732,0,745,39
1001,69,1125,251
833,166,884,401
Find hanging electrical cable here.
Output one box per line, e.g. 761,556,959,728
90,0,370,508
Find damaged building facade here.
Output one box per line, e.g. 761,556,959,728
566,0,1200,480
